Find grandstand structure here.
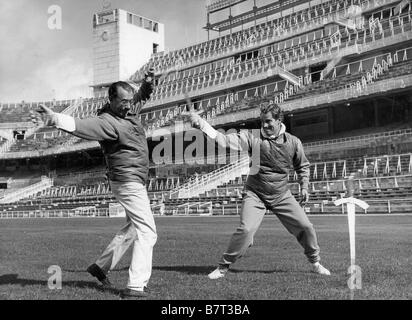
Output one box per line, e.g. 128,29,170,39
0,0,411,218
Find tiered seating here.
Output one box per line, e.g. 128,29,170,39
0,175,42,198
71,97,107,118
0,200,111,216
154,173,412,215
7,131,74,153
147,10,411,104
1,149,411,216
2,97,108,153
0,104,33,123
0,101,72,123
304,125,412,161
373,59,412,81
143,43,409,133
133,0,391,78
2,42,408,156
53,167,107,185
28,182,111,200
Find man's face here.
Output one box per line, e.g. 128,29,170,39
110,86,133,118
261,112,281,137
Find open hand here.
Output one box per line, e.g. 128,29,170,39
31,104,57,127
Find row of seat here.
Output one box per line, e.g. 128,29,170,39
134,0,387,78
8,162,411,204
5,44,406,156
0,103,70,123
143,47,407,132
2,171,411,215
146,15,405,103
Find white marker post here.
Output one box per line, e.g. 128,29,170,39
334,175,369,299
334,196,369,265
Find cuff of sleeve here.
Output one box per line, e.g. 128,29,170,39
55,113,76,132
199,118,217,139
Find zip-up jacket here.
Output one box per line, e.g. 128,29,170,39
55,80,153,184
198,119,310,205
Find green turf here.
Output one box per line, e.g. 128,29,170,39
0,215,411,300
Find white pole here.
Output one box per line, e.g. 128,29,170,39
347,202,356,266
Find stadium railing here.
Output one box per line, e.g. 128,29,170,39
0,208,109,219
169,156,250,198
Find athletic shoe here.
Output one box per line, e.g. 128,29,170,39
208,265,229,279
311,262,331,276
87,263,113,288
120,288,148,298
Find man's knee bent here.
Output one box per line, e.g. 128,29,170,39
152,232,158,245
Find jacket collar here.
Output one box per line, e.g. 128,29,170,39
261,123,286,140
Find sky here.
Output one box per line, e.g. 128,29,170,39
0,0,272,103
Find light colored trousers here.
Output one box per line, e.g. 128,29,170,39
219,189,320,265
95,181,157,291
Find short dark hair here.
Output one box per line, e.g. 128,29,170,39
108,81,133,101
260,102,283,122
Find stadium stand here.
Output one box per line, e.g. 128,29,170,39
1,0,411,217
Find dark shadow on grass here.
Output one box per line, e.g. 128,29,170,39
152,265,217,275
229,268,289,274
67,265,218,275
0,274,120,295
66,265,290,275
153,265,290,275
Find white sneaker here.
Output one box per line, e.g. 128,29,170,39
311,262,331,276
208,266,228,279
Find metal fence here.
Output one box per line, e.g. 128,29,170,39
0,208,109,219
2,197,410,219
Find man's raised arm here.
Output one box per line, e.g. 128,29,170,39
127,68,155,114
182,111,250,151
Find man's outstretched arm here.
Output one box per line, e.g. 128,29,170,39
182,111,250,151
33,105,118,142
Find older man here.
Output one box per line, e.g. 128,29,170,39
35,70,157,298
184,102,330,279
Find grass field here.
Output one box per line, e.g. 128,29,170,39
0,215,411,300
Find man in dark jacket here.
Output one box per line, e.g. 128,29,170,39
184,102,330,279
35,70,157,298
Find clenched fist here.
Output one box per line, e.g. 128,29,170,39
144,67,155,83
